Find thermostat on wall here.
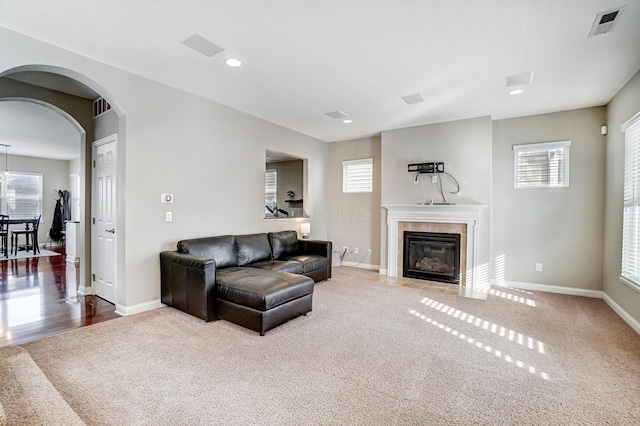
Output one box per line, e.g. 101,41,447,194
161,193,174,203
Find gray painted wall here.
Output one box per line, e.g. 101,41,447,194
94,109,118,141
604,68,640,323
380,116,492,282
327,136,381,267
492,107,606,290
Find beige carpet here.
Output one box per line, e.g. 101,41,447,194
0,346,85,425
21,267,640,425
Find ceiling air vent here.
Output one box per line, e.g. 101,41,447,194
325,110,349,120
589,7,625,37
93,97,111,118
505,72,534,88
180,33,225,57
401,93,425,105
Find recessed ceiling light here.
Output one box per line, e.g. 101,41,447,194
225,58,242,67
508,88,524,95
342,119,353,124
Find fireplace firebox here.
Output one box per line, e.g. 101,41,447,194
403,231,461,284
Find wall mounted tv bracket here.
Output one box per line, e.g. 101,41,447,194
408,162,445,174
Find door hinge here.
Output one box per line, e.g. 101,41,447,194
93,160,96,167
92,217,95,225
92,273,96,281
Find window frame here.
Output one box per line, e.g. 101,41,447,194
342,158,373,193
513,140,571,189
620,111,640,293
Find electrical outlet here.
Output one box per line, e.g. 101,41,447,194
343,246,348,253
367,249,372,256
353,247,359,254
431,175,438,183
536,263,543,272
333,246,339,252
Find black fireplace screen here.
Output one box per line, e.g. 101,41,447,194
403,231,461,284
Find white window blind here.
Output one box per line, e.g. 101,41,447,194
513,141,571,188
0,171,43,219
621,112,640,291
343,158,373,193
264,168,277,217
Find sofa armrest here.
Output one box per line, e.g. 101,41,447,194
296,239,333,279
160,251,218,321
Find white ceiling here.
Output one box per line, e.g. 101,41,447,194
0,100,81,161
1,0,640,144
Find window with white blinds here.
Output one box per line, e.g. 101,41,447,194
621,112,640,292
343,158,373,193
264,169,277,217
513,141,571,188
0,171,43,219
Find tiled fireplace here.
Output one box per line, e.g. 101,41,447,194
383,204,484,290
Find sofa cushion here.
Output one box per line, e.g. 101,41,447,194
177,235,238,268
268,230,299,259
236,233,272,266
285,255,329,274
216,267,314,311
250,260,304,275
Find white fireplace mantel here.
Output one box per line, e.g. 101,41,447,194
383,204,485,288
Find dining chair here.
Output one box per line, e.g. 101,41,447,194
11,215,42,256
0,214,9,258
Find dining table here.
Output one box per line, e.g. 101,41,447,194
3,217,39,258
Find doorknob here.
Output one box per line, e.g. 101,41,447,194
106,229,115,233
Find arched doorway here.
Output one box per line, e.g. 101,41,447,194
0,65,126,310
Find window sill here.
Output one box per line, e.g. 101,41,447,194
619,276,640,294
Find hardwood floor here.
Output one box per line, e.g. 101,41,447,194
0,246,120,347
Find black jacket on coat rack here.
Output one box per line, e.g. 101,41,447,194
61,189,71,222
49,191,65,242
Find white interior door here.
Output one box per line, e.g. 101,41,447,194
92,135,117,304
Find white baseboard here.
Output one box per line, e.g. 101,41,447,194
115,299,165,317
602,293,640,335
493,280,640,335
379,268,388,275
340,261,380,271
494,280,603,298
77,284,92,296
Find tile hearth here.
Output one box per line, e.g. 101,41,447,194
372,272,488,300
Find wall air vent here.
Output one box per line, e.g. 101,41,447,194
93,97,111,118
589,7,625,37
325,110,349,120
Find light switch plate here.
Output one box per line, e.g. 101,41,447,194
166,212,173,222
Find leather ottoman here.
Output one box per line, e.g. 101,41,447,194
215,267,314,336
